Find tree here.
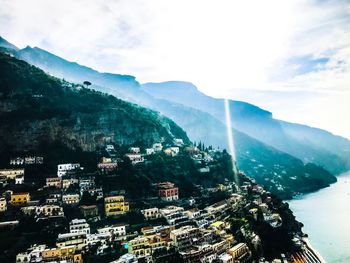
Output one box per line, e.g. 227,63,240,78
83,81,92,88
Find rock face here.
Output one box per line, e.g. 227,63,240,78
0,53,189,156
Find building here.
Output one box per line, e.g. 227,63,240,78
105,144,115,152
62,194,80,205
56,233,87,250
98,157,118,172
0,198,7,212
70,219,90,235
164,147,180,156
145,148,155,155
153,143,163,152
128,236,151,257
174,138,184,146
129,147,141,154
80,205,99,218
57,163,80,177
141,207,160,220
170,226,201,250
35,205,64,218
0,168,24,180
62,178,78,189
125,154,144,165
46,177,62,188
104,195,129,216
160,206,188,225
15,174,24,184
10,192,30,206
10,157,24,166
228,243,252,262
41,246,82,263
97,224,126,237
24,156,36,164
158,182,179,201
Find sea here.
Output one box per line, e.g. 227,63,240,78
288,171,350,263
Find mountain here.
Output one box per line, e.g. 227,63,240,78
0,53,190,163
142,81,350,174
0,36,19,52
0,37,339,198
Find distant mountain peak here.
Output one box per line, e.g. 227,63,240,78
0,36,19,51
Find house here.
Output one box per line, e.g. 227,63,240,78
10,192,30,206
35,205,64,218
0,168,24,180
228,243,252,262
160,206,188,225
174,138,184,146
57,163,80,177
105,144,115,152
128,236,151,257
98,157,118,171
62,178,78,189
70,219,90,235
141,207,160,220
125,154,144,165
104,195,129,216
10,157,24,166
97,224,127,237
0,198,7,212
152,143,163,152
164,147,180,156
62,194,80,205
56,233,87,250
145,148,155,155
80,205,99,218
158,182,179,201
15,174,24,184
41,246,81,263
24,156,36,164
170,226,201,250
129,147,141,154
46,177,62,188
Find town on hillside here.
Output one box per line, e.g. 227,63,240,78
0,139,320,263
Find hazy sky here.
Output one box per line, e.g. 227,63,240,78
1,0,350,138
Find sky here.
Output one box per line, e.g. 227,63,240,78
0,0,350,138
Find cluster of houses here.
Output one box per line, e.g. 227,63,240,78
0,138,300,263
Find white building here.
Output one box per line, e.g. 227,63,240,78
62,194,80,204
57,163,80,177
70,218,90,235
97,224,127,237
141,207,160,220
15,175,24,184
129,147,141,154
125,154,144,165
152,143,163,152
145,148,155,155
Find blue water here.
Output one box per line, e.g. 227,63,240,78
288,171,350,263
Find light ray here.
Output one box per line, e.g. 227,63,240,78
224,98,239,185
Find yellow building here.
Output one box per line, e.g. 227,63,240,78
128,236,151,257
42,246,83,263
104,195,129,217
10,192,30,206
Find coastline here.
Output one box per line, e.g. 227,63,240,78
303,238,327,263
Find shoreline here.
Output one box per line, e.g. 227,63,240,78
303,238,327,263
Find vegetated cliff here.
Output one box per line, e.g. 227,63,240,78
0,53,189,160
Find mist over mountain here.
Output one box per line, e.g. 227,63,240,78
0,36,343,198
142,81,350,174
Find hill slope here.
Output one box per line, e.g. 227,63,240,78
0,53,189,161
